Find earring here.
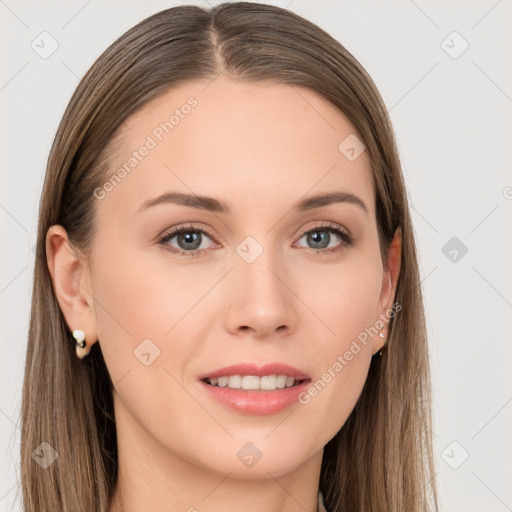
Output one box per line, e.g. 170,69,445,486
72,329,91,359
377,322,385,356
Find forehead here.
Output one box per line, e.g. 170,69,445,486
99,76,374,219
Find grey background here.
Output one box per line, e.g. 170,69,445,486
1,1,511,511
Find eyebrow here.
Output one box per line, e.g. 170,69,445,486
135,190,368,216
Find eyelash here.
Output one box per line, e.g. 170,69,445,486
157,222,354,258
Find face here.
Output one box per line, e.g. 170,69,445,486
48,76,400,481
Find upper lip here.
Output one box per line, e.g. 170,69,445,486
198,362,311,381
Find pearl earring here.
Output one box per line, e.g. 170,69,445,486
377,322,385,357
72,329,91,359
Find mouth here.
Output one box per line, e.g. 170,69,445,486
197,362,311,392
199,374,312,415
201,375,310,391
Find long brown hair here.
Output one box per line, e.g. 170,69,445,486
20,3,438,511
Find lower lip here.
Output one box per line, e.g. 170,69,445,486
199,379,311,415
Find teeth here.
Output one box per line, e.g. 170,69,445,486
260,375,276,390
276,375,287,388
206,374,299,391
228,375,242,388
242,375,260,390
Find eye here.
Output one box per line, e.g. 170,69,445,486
158,224,218,257
294,222,354,254
158,221,354,258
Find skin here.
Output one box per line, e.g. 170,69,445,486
46,76,401,512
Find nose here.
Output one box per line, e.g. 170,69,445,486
223,248,298,339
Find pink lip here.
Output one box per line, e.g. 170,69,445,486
198,362,310,381
199,379,311,415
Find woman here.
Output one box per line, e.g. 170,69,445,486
21,2,438,511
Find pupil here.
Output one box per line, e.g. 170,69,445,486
309,230,329,249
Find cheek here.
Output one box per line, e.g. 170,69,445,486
89,248,211,452
292,257,382,441
300,254,382,344
89,245,203,377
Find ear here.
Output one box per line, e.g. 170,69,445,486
45,225,98,353
373,226,402,355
